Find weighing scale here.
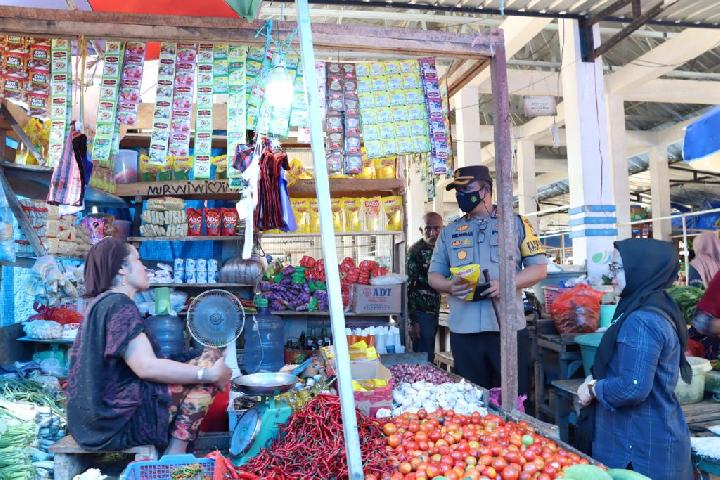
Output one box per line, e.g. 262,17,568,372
230,372,298,465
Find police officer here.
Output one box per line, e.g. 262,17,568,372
428,165,547,395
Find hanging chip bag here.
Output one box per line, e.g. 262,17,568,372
381,196,403,231
342,198,362,232
363,197,382,232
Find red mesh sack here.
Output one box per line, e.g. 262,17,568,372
549,284,603,334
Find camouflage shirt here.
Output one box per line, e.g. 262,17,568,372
407,239,441,316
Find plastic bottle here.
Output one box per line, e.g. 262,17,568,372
243,296,285,373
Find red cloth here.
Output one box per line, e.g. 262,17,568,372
698,271,720,318
198,386,229,433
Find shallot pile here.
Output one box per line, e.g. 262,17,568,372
389,363,457,385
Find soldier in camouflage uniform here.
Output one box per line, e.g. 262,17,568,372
407,212,444,362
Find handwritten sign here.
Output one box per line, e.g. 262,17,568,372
117,180,237,198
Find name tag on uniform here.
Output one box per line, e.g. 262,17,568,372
451,238,472,247
451,232,473,239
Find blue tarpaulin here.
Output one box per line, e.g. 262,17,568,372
683,107,720,173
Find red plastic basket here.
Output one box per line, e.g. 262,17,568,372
122,454,214,480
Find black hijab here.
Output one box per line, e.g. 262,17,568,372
592,238,692,384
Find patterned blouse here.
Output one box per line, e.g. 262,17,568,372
67,293,171,451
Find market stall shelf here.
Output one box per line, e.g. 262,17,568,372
128,236,244,242
551,378,720,443
533,330,584,420
17,336,74,344
149,282,254,288
116,178,404,199
262,231,404,238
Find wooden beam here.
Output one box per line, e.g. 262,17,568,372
586,0,634,26
445,16,552,97
0,6,499,59
587,1,668,62
0,167,46,257
448,60,491,99
490,36,520,413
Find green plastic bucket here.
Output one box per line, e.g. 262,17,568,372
600,304,617,329
575,332,605,377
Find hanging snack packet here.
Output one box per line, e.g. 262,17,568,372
221,208,239,236
450,264,481,301
308,198,320,233
331,198,344,232
187,208,203,236
343,154,363,176
343,198,362,232
363,197,382,232
381,196,403,231
357,153,376,179
204,208,222,236
374,156,397,179
291,198,310,233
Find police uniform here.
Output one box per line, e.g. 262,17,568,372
429,209,546,392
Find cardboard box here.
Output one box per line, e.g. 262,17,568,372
350,359,394,417
351,284,402,314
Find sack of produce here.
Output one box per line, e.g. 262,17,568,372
550,284,603,334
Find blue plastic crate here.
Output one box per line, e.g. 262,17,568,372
122,454,214,480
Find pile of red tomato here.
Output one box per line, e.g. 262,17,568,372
372,409,589,480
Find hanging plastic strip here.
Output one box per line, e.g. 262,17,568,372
48,39,72,167
168,43,196,158
227,45,248,182
92,41,125,168
148,42,177,166
193,43,214,179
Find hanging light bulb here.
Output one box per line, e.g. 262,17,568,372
265,60,294,111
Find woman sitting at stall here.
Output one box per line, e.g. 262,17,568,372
688,271,720,362
577,238,692,480
67,237,232,454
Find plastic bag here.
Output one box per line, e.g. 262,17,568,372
549,284,603,334
0,177,16,264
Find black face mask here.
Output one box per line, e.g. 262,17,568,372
456,190,484,213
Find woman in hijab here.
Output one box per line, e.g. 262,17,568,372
690,231,720,288
576,238,692,480
67,238,232,454
688,271,720,362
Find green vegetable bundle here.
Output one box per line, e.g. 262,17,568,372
0,413,36,480
667,285,705,324
0,379,65,417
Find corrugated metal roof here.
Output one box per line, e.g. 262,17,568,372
291,0,720,27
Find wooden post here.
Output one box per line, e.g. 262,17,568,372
490,36,520,412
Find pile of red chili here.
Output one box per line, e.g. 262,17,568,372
236,394,392,479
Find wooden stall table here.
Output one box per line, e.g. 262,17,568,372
551,378,720,444
534,331,584,420
436,310,450,354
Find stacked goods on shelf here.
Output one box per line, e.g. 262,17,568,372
15,200,90,256
171,258,218,284
288,194,403,234
356,60,430,159
0,36,52,118
139,196,187,237
258,256,393,313
419,57,451,175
